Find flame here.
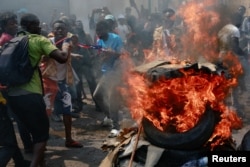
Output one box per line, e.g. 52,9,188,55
121,62,242,149
208,107,242,149
119,0,243,150
178,0,222,62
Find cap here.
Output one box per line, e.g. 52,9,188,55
118,14,125,19
104,14,115,21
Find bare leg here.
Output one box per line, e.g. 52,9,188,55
63,115,83,148
30,142,46,167
63,115,72,141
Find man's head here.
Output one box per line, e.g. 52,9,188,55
59,16,74,33
104,14,115,22
52,20,68,41
69,14,76,23
0,11,18,36
125,7,132,16
104,14,116,32
163,8,175,19
20,13,41,34
238,5,246,16
75,20,84,30
96,20,109,41
162,8,175,29
117,14,126,24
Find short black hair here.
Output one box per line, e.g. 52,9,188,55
75,20,83,29
96,20,109,31
59,16,70,27
0,11,17,30
162,8,175,18
52,20,67,27
20,13,39,29
238,5,246,12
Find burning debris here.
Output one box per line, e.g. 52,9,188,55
100,0,246,166
124,60,242,149
100,60,243,167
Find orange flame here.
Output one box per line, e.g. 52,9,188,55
121,63,242,149
120,0,243,150
178,0,221,62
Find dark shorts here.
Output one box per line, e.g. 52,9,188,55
54,81,72,115
8,94,49,143
0,104,17,147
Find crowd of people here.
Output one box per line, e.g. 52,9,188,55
0,2,250,166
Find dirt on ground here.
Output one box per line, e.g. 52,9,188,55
44,99,111,167
7,88,134,167
7,96,113,167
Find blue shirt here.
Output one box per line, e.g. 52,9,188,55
97,33,123,53
97,33,123,72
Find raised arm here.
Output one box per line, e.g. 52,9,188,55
49,49,68,63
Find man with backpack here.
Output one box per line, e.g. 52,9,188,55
0,11,32,166
0,10,36,154
4,13,69,167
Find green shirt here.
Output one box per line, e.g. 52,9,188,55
8,33,57,95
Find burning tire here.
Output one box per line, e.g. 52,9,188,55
142,109,215,150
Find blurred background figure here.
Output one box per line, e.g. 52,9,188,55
218,12,248,118
40,22,49,37
116,14,131,46
231,5,246,31
89,6,112,39
0,10,34,155
125,6,137,33
240,16,250,56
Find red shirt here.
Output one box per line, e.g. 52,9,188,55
0,32,13,46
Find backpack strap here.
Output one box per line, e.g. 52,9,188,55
17,31,45,95
16,30,28,36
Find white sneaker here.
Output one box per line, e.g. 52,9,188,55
108,129,120,138
102,116,113,127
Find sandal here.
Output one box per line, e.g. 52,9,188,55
65,140,83,148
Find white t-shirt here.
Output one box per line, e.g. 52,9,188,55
49,37,68,81
218,24,240,52
117,23,130,43
241,17,250,36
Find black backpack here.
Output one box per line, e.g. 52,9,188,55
0,35,36,86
